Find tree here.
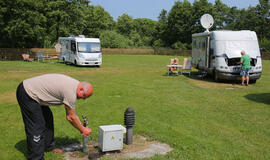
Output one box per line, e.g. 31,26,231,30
154,9,169,48
99,30,132,48
0,0,47,48
116,14,135,36
133,18,158,46
166,0,193,46
191,0,215,34
45,0,70,45
83,5,115,38
213,0,230,29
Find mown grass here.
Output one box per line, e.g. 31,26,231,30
0,54,269,160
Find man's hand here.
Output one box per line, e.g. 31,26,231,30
65,105,91,136
82,127,92,137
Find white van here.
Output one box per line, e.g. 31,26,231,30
58,35,102,66
192,30,262,82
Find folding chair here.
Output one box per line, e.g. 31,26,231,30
22,54,34,62
181,58,192,76
36,51,49,61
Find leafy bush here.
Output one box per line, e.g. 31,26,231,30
171,41,189,50
152,39,165,49
129,31,143,47
100,30,133,48
43,37,55,48
259,38,270,52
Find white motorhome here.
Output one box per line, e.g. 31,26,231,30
192,30,262,82
58,35,102,66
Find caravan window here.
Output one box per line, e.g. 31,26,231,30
192,39,196,49
77,42,101,53
202,41,206,51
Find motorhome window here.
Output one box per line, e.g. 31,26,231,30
192,39,196,49
77,42,101,53
202,41,206,51
71,41,76,51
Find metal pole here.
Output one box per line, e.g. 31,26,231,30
126,127,133,145
82,115,88,152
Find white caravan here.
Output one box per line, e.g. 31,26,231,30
192,14,262,82
192,30,262,82
58,35,102,66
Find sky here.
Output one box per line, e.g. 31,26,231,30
90,0,260,21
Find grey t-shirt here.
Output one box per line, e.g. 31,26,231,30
23,74,79,109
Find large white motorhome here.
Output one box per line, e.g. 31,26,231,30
192,30,262,82
58,35,102,66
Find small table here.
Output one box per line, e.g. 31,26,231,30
166,65,183,75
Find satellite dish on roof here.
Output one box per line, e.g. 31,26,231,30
200,14,214,32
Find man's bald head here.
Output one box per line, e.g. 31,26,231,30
77,82,93,99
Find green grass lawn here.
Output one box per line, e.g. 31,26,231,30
0,54,269,160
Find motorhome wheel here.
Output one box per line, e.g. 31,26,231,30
63,58,66,64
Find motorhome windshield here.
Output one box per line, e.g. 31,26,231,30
77,42,101,53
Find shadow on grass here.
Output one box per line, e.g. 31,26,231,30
15,139,28,159
15,137,80,159
183,71,243,84
163,71,198,77
57,61,100,68
245,93,270,105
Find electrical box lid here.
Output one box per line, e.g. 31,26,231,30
99,125,126,133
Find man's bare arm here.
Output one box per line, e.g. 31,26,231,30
64,105,91,137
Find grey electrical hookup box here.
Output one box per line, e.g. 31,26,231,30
98,125,126,152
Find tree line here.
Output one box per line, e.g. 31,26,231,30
0,0,269,51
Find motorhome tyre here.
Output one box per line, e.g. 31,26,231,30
63,58,66,64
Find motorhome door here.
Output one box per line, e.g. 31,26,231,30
70,40,76,61
206,36,210,68
200,37,208,68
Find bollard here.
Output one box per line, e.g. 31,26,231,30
82,115,88,152
124,108,135,145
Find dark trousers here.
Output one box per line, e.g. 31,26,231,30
16,82,55,160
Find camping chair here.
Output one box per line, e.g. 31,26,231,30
22,54,34,62
181,58,192,76
167,58,180,75
36,51,49,61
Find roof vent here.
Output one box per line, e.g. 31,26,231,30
78,35,85,38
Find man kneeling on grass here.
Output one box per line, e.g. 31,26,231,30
16,73,93,160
